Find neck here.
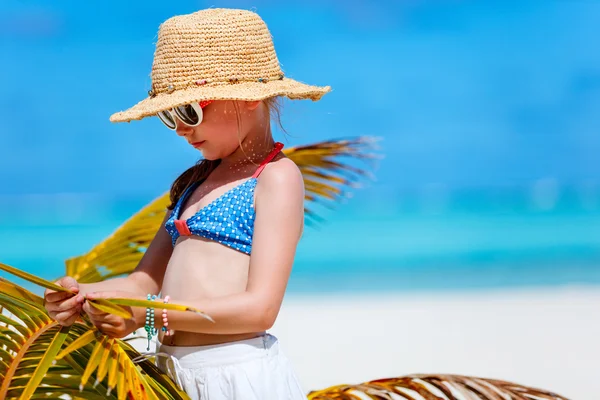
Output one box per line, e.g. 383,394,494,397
219,130,276,169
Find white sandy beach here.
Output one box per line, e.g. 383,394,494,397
128,285,599,399
4,285,597,399
269,286,599,400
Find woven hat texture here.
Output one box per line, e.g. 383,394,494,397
110,8,330,123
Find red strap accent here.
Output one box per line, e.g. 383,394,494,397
252,142,284,178
174,220,192,236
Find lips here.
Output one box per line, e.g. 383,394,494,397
191,141,205,148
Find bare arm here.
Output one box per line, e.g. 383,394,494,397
149,159,305,334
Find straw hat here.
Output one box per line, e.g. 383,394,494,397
110,8,331,123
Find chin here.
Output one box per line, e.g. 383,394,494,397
198,149,219,161
199,151,213,160
201,144,238,161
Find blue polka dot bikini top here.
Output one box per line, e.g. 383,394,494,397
164,142,284,255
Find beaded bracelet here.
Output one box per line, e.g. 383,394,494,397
144,294,158,351
161,295,173,336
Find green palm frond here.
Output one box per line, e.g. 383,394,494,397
308,375,570,400
0,277,190,400
65,136,380,284
285,137,380,221
0,262,209,322
64,193,171,283
0,276,571,400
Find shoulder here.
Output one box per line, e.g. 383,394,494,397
254,157,304,237
257,157,303,190
255,157,304,201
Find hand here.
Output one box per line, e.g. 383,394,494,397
44,276,84,326
83,291,143,338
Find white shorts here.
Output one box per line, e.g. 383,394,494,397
154,334,306,400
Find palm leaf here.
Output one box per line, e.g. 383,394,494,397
0,280,102,399
55,329,100,361
0,262,131,318
0,262,67,293
307,374,570,400
0,262,207,322
0,278,190,399
64,136,380,284
18,324,72,400
285,137,380,221
101,297,213,321
0,270,575,400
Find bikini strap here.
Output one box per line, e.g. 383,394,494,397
252,142,284,178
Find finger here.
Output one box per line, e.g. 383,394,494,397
45,288,78,303
89,312,119,327
87,313,121,333
59,276,80,291
90,316,117,331
46,277,79,295
45,294,84,313
82,301,94,316
84,301,110,316
98,323,118,331
96,324,121,337
62,308,82,326
57,294,84,311
54,307,81,325
83,302,111,319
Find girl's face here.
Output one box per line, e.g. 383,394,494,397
174,100,267,160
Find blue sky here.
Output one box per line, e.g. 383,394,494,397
0,0,598,197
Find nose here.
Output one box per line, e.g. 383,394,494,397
175,119,193,137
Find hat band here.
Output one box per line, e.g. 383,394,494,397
148,73,285,98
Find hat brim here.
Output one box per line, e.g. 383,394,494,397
109,78,330,123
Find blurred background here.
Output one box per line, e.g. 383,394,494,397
1,1,600,398
1,0,598,293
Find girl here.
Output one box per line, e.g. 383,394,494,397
43,8,330,400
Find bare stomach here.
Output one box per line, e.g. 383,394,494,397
158,236,264,347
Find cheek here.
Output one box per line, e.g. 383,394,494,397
198,127,243,159
203,108,235,133
199,142,238,160
205,103,238,125
203,108,247,141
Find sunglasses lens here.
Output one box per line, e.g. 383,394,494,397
174,103,202,126
157,110,176,130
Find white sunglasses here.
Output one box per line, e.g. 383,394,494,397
156,101,213,130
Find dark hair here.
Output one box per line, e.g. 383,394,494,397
167,97,284,210
167,159,220,210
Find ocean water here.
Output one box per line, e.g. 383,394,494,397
1,187,598,297
1,1,599,296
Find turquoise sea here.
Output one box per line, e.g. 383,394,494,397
1,186,598,297
1,1,599,296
